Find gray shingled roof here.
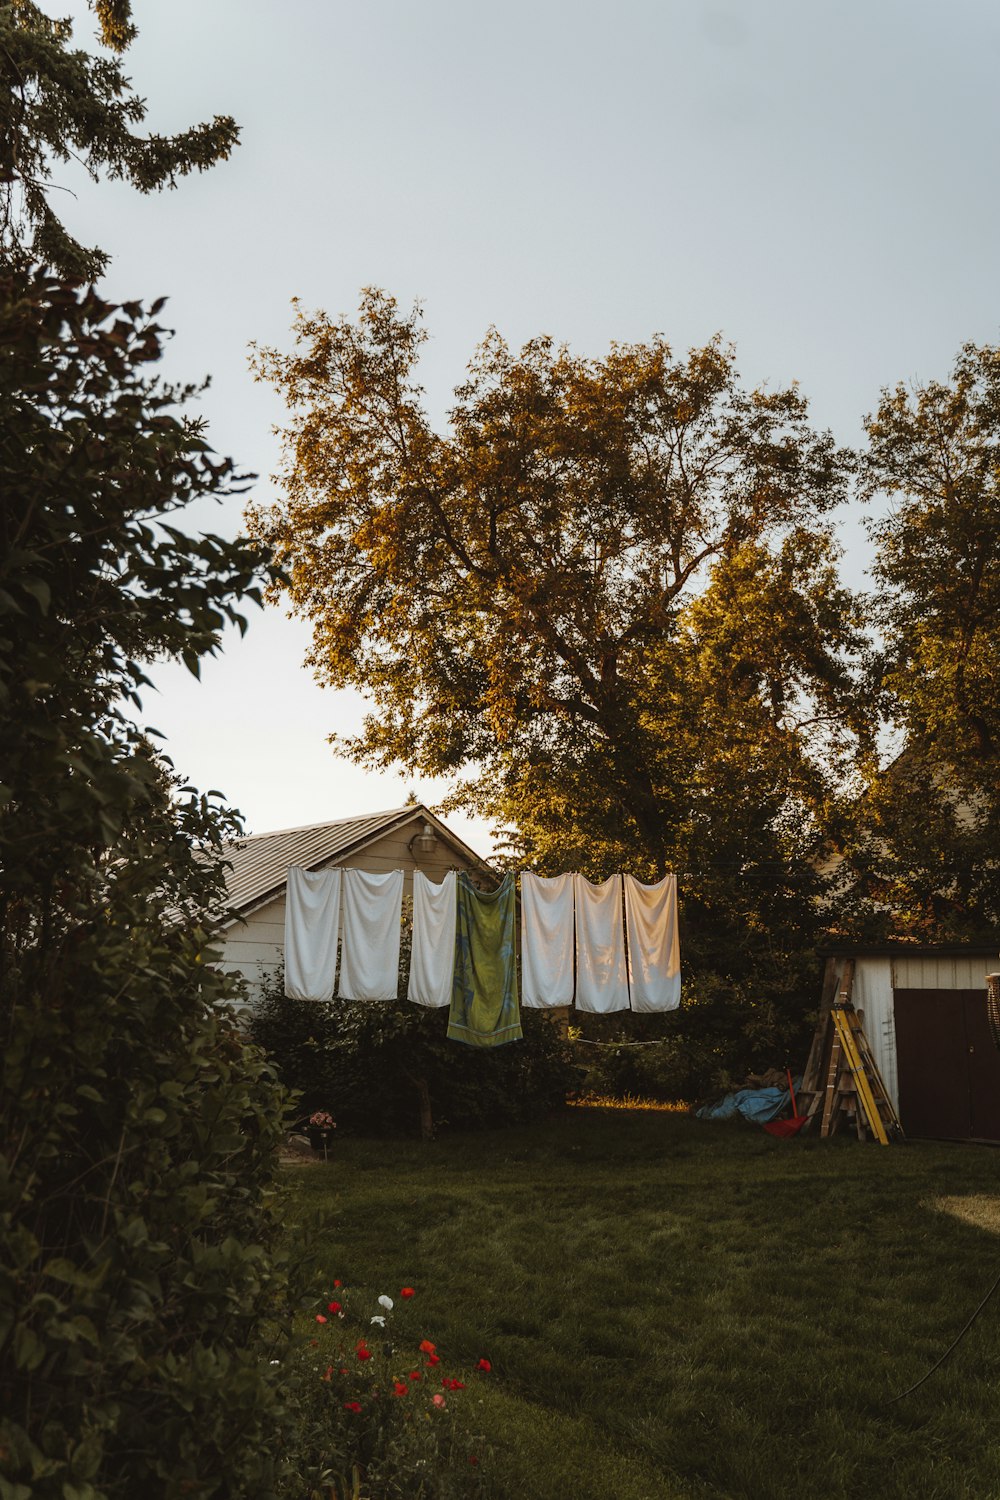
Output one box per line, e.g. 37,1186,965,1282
220,805,490,922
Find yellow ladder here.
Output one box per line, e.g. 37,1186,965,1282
830,1001,903,1145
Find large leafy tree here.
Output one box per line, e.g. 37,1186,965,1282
251,291,864,1081
0,271,295,1497
853,342,1000,936
0,0,239,280
250,291,858,875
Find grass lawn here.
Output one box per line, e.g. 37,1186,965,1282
284,1109,1000,1499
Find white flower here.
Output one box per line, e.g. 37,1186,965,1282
377,1295,394,1311
370,1314,386,1326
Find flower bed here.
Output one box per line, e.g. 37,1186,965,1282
283,1279,492,1496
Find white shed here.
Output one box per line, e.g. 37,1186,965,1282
214,804,494,1002
820,943,1000,1140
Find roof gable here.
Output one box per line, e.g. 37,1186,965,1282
220,805,491,919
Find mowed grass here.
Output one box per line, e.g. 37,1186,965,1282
284,1110,1000,1499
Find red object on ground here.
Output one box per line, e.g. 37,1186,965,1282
763,1068,809,1138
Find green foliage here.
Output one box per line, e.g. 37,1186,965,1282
249,968,581,1140
250,293,857,875
866,342,1000,765
279,1287,491,1499
571,961,818,1104
0,270,295,1497
0,2,239,280
570,1034,688,1103
285,1110,1000,1500
250,291,864,1083
841,341,1000,938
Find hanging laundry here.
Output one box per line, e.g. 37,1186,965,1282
338,868,404,1001
573,873,630,1013
624,873,681,1012
284,866,341,1002
520,871,575,1008
448,872,522,1047
408,870,457,1008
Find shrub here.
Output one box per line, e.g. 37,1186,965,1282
565,958,819,1105
249,964,581,1140
0,273,296,1497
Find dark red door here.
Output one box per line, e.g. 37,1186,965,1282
894,989,1000,1140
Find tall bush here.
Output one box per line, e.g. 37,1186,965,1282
0,272,295,1498
249,963,580,1140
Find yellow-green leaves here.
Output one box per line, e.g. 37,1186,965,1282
251,290,854,887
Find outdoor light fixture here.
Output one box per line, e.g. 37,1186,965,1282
408,822,438,862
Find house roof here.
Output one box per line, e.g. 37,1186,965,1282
220,804,492,922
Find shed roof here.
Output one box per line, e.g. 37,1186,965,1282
220,804,492,922
821,939,1000,957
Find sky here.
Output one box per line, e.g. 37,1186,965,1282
54,0,1000,854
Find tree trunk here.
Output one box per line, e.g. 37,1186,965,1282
601,703,668,876
414,1074,434,1142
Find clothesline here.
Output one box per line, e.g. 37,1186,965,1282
568,1037,676,1048
284,867,682,1038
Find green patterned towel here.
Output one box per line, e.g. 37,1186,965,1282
447,872,522,1048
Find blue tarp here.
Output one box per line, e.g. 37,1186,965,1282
696,1079,801,1125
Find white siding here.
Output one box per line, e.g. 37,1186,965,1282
214,898,286,1000
853,958,898,1114
891,955,997,990
821,956,899,1114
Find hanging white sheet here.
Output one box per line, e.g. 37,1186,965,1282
338,868,404,1001
284,866,341,1002
624,873,681,1012
520,871,576,1008
408,870,457,1007
573,873,630,1013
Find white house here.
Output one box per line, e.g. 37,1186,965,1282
214,804,494,1002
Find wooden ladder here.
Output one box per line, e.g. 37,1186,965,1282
798,960,904,1143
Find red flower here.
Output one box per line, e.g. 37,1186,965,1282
400,1287,415,1299
356,1342,373,1361
340,1367,349,1375
408,1370,422,1381
442,1377,466,1390
343,1401,362,1413
333,1279,343,1288
469,1456,480,1467
393,1380,408,1396
327,1301,342,1314
322,1366,333,1382
419,1339,436,1355
426,1353,440,1366
477,1358,492,1372
315,1314,328,1324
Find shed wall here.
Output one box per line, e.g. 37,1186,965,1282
822,950,999,1127
825,956,900,1113
854,958,898,1113
891,954,996,990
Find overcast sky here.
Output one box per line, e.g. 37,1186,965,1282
57,0,1000,853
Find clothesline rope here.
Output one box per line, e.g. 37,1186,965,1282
568,1037,676,1047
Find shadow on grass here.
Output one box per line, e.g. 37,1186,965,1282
285,1109,1000,1500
